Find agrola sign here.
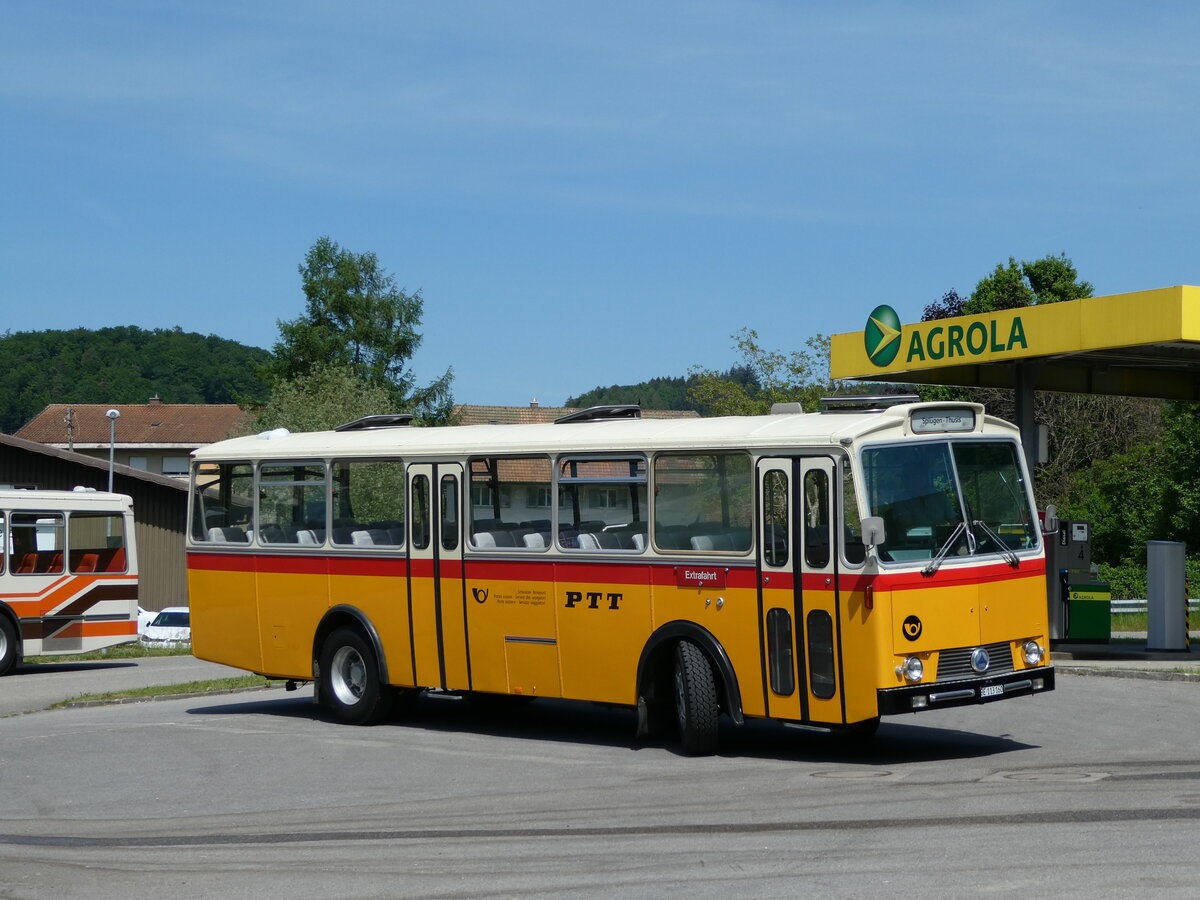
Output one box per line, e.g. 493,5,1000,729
864,304,1029,368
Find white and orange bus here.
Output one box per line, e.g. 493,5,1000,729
187,400,1053,753
0,488,139,675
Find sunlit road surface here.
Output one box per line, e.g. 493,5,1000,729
0,674,1197,898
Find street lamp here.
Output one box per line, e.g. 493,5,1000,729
105,409,121,492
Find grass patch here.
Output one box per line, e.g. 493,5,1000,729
25,643,194,664
1111,613,1148,632
50,675,278,708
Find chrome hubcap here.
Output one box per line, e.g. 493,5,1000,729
331,645,367,706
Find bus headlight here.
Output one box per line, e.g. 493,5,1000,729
897,656,924,684
1022,640,1044,666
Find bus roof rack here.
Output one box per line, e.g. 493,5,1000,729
334,414,415,432
554,405,643,424
819,394,920,412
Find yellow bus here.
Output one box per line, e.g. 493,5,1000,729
187,400,1053,753
0,488,138,675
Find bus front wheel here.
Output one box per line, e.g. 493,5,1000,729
0,616,19,677
319,627,383,725
674,640,719,755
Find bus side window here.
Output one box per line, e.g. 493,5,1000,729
11,513,64,574
68,512,126,573
762,470,788,568
803,469,830,569
842,463,865,565
558,456,647,552
192,462,253,542
469,456,552,551
411,475,431,551
330,459,406,548
258,462,327,546
653,452,752,554
441,474,459,551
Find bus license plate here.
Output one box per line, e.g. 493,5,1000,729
980,685,1003,698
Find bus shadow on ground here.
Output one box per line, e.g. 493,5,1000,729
13,661,138,675
188,690,1036,764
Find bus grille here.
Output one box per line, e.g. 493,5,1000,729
935,642,1014,682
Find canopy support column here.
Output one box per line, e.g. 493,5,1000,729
1014,362,1040,474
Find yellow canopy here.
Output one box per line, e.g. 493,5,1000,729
832,286,1200,401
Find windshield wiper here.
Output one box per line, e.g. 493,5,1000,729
974,519,1020,567
922,521,967,576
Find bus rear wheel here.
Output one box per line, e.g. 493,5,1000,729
319,627,384,725
0,616,19,677
674,640,719,755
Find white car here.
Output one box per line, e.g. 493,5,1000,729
137,606,157,636
140,607,191,647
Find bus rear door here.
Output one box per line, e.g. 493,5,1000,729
406,463,469,691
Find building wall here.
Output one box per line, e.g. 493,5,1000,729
0,443,189,611
52,448,192,479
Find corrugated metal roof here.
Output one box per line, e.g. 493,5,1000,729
0,432,187,491
15,402,250,447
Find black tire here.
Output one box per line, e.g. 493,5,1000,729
674,640,719,755
319,627,384,725
0,615,19,677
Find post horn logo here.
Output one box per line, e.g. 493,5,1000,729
864,304,902,367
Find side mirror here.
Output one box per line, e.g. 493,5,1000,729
1042,504,1059,535
861,516,886,549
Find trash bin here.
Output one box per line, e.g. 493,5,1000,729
1147,540,1188,652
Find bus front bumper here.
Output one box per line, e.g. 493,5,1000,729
877,666,1055,716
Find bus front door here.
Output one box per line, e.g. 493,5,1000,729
406,463,470,691
757,457,845,725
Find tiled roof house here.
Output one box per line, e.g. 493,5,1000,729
454,402,699,425
14,398,250,479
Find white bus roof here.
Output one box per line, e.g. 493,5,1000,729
193,402,1018,462
0,489,134,510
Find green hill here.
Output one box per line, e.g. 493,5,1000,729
0,326,271,433
567,367,759,416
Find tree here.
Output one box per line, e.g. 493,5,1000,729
913,253,1143,508
922,289,967,321
963,258,1034,313
688,329,855,416
264,237,453,422
921,253,1094,323
245,364,400,434
1023,253,1093,305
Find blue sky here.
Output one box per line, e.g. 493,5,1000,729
4,2,1200,407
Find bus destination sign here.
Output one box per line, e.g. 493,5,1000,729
676,566,727,589
910,408,976,434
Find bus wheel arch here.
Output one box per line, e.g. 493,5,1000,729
312,606,390,723
0,604,21,677
636,622,744,740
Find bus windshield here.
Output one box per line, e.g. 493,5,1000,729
861,440,1036,563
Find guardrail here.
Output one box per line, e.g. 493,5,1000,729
1110,598,1200,615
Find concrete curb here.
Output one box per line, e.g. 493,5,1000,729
1055,666,1200,684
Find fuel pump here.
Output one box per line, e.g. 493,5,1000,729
1045,518,1110,642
